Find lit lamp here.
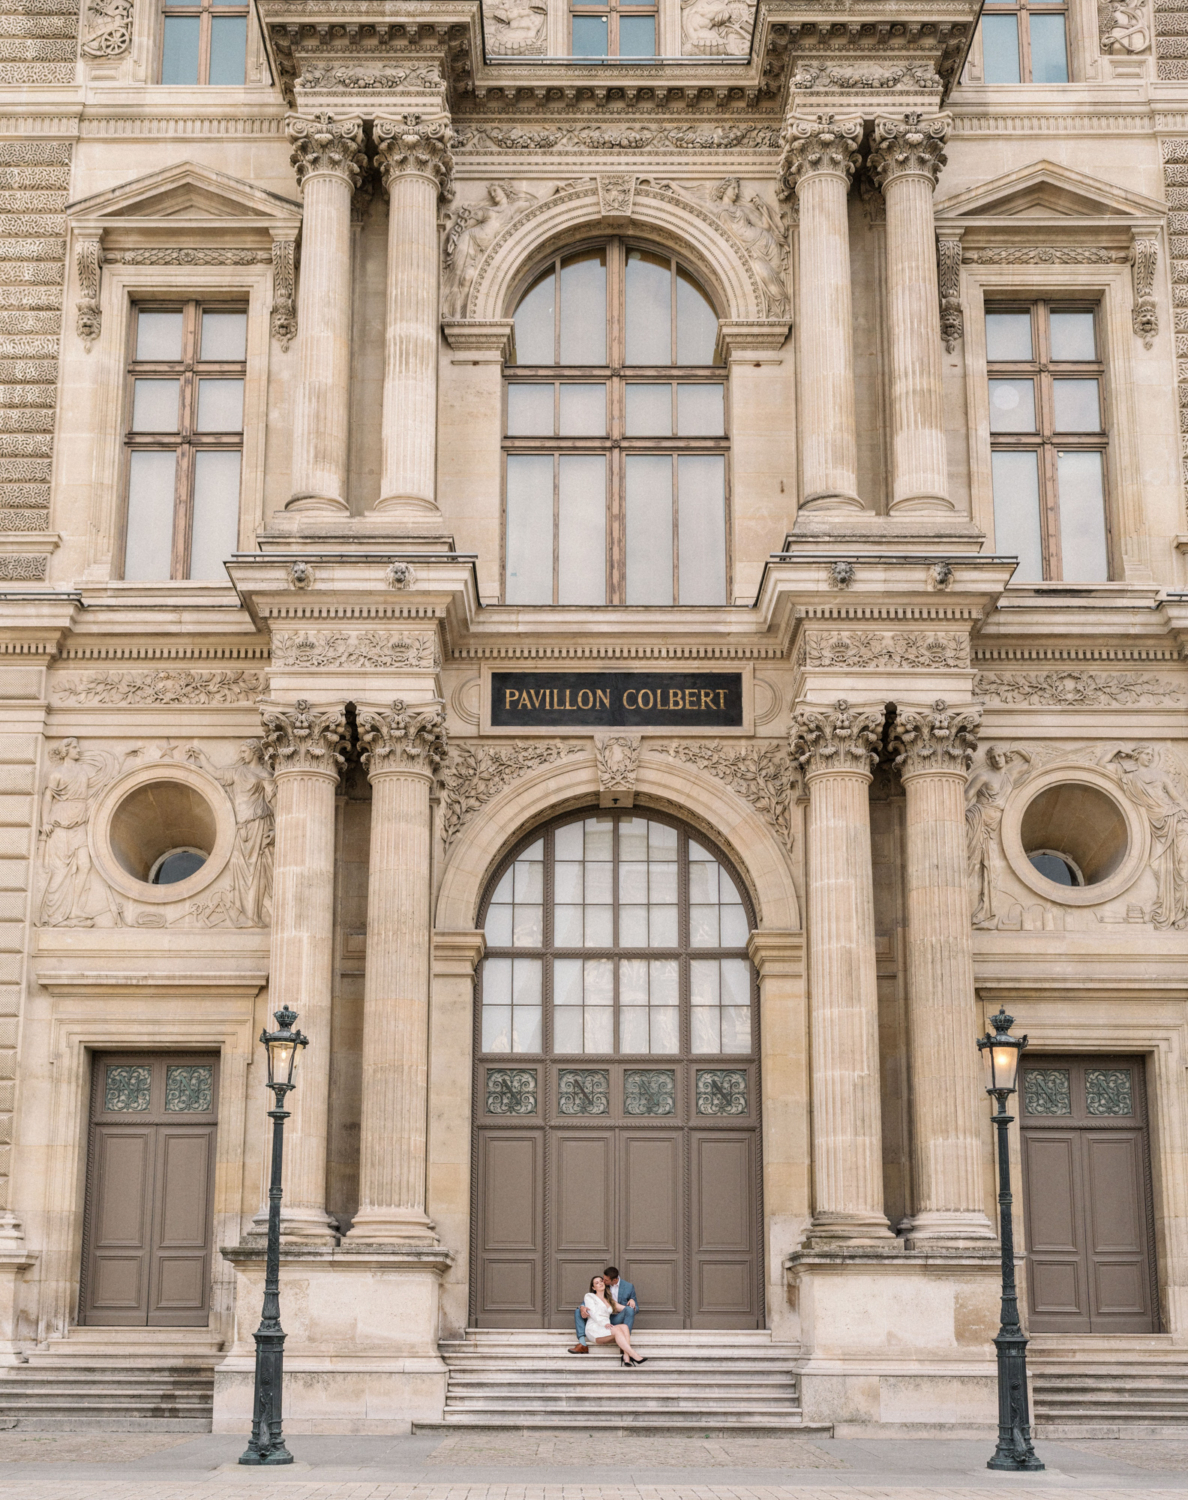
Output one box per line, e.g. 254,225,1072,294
977,1008,1043,1473
239,1006,308,1467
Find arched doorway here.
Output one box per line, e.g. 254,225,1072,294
471,809,762,1329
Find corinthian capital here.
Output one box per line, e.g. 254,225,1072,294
358,699,448,779
891,699,980,778
261,698,349,777
868,112,951,191
374,114,455,198
286,113,367,191
779,114,863,194
790,698,884,779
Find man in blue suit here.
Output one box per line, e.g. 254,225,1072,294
569,1265,637,1353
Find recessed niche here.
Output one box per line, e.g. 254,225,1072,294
1019,782,1128,888
109,780,217,885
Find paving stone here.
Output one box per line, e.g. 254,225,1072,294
0,1432,196,1463
426,1435,846,1469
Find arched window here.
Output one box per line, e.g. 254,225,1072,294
504,240,728,607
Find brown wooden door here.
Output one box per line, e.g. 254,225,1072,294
1020,1055,1157,1334
81,1053,218,1327
472,812,763,1330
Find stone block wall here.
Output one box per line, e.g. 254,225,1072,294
0,731,37,1211
1157,2,1188,514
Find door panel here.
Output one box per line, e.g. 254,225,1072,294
554,1133,614,1319
621,1132,681,1326
691,1132,756,1326
475,1130,543,1325
81,1053,219,1328
1021,1056,1157,1335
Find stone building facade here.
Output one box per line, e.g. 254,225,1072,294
0,0,1182,1438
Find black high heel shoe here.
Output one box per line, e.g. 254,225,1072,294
630,1356,647,1365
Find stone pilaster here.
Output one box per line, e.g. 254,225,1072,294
892,700,996,1244
285,114,366,515
373,115,455,526
259,698,349,1241
346,699,448,1243
868,113,953,515
790,699,894,1243
780,116,865,512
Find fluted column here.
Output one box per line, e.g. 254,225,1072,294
868,113,953,514
791,700,894,1242
346,699,448,1242
260,699,349,1241
892,700,997,1244
285,114,366,514
372,115,454,524
780,115,865,512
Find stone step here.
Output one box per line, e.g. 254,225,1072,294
0,1362,214,1431
445,1395,800,1411
417,1418,828,1435
445,1374,797,1387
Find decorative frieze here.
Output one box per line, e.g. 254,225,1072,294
962,246,1125,265
891,699,981,777
790,699,883,778
271,630,437,670
974,670,1183,706
452,122,783,154
651,741,795,843
802,631,970,670
260,699,348,778
286,113,367,189
357,699,448,779
299,61,442,89
440,741,585,850
103,248,272,265
53,668,266,705
792,63,940,91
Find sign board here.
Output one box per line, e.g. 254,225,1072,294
489,670,745,730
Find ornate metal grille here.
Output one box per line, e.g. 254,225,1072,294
623,1069,675,1115
1023,1068,1071,1116
558,1068,610,1115
1085,1067,1133,1116
105,1064,152,1112
695,1068,747,1115
164,1064,213,1113
486,1068,539,1116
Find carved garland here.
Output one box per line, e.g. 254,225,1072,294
53,668,266,706
440,742,584,850
271,630,437,670
651,741,795,843
975,670,1184,705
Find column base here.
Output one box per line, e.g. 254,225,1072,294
249,1205,340,1245
900,1210,998,1248
887,494,956,515
344,1207,439,1245
798,493,868,514
806,1211,897,1247
368,495,446,535
285,493,350,515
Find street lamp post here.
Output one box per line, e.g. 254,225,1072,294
239,1005,308,1467
978,1007,1044,1473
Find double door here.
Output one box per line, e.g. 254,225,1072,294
1020,1054,1157,1333
80,1052,218,1326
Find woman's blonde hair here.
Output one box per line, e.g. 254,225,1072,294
588,1274,613,1305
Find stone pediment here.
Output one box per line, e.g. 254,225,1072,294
67,162,302,234
935,161,1164,227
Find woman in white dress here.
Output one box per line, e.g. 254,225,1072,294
582,1275,647,1366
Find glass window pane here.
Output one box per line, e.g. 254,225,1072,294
505,454,553,604
992,449,1044,582
482,1006,511,1053
989,378,1036,433
124,451,176,580
486,904,512,946
626,251,671,366
132,378,180,432
513,1005,542,1054
136,310,183,361
188,450,240,581
980,14,1021,83
676,269,718,365
985,311,1032,362
1053,379,1101,433
625,454,673,605
1057,451,1108,581
201,311,247,361
619,14,655,54
209,16,247,84
196,378,244,432
626,384,672,436
514,270,555,365
162,16,200,83
558,454,606,606
677,454,726,605
572,14,608,54
620,1008,648,1053
559,383,606,436
507,384,554,436
1028,14,1068,82
721,1008,751,1052
559,252,607,365
677,384,724,436
1050,312,1097,361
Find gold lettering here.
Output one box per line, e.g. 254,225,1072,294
578,689,593,709
623,690,637,709
639,689,653,710
700,689,714,710
669,689,683,710
563,689,573,709
596,689,610,709
505,689,519,709
718,689,726,709
529,689,544,710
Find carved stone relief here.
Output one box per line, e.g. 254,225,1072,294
964,745,1034,929
803,631,969,670
36,737,125,927
681,0,755,56
270,630,437,670
657,178,789,317
271,237,297,351
184,741,274,927
792,63,941,91
595,733,641,807
1130,236,1159,347
974,670,1184,706
452,123,783,154
482,0,547,57
650,741,795,844
963,247,1127,266
1099,0,1150,53
76,238,102,348
937,236,962,352
81,0,133,59
52,668,266,706
443,181,543,318
299,62,443,89
440,741,585,850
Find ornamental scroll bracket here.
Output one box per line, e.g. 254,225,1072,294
936,231,963,354
75,231,103,350
1129,233,1158,349
270,229,298,351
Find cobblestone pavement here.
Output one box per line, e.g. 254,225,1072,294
0,1484,1173,1499
425,1434,846,1468
0,1433,196,1463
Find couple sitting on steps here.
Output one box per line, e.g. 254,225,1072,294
569,1266,647,1366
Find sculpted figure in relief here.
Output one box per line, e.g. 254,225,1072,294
1108,745,1188,929
186,742,275,927
37,739,122,927
483,0,547,55
964,745,1032,928
679,178,789,317
680,0,754,55
443,182,540,316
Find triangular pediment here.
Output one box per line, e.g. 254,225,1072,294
935,161,1164,223
68,162,302,227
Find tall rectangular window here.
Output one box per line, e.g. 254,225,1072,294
978,0,1069,82
570,0,657,57
123,303,246,582
161,0,248,84
987,302,1109,582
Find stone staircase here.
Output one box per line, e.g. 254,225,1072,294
415,1328,826,1435
1030,1336,1188,1439
0,1329,217,1430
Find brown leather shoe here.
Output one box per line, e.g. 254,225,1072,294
567,1344,589,1354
